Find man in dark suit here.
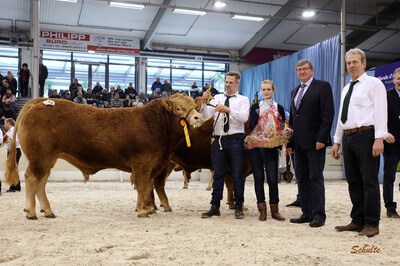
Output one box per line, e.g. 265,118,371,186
383,67,400,218
287,59,334,228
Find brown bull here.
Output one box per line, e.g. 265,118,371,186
6,94,203,219
154,117,253,210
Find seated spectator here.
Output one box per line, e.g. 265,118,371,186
116,85,124,98
125,83,137,99
162,79,172,95
103,101,110,108
209,83,219,96
73,91,87,104
202,83,209,92
63,91,73,101
92,81,103,95
151,77,163,93
97,89,109,102
110,94,123,108
69,78,81,97
108,86,116,102
0,80,11,100
85,88,95,105
123,95,132,107
0,103,17,125
6,71,17,95
2,88,16,103
190,81,199,98
132,96,144,107
49,90,61,99
147,91,161,102
162,91,169,98
72,85,85,99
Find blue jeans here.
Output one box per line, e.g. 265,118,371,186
294,147,326,220
211,137,244,209
342,128,380,227
383,152,400,210
248,148,279,204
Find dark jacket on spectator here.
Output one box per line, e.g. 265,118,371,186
92,85,103,95
39,64,48,84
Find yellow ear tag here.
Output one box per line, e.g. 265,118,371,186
179,119,191,148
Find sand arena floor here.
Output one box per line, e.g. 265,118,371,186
1,178,399,265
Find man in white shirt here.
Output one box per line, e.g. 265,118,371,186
4,118,22,192
331,48,388,237
200,71,250,219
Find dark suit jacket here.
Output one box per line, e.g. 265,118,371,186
384,88,400,154
288,78,334,150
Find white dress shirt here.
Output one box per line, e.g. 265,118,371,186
333,72,388,144
294,77,313,104
6,127,21,150
202,92,250,136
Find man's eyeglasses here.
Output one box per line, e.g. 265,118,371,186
296,67,312,72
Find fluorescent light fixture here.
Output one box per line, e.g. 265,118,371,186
57,0,78,2
173,8,207,16
109,1,145,9
232,14,264,21
213,1,227,8
302,10,316,18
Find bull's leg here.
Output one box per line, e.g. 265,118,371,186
24,165,40,219
135,172,154,218
224,176,235,209
183,170,189,189
154,174,171,212
206,171,214,191
37,174,56,218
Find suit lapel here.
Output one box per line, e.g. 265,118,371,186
291,85,301,112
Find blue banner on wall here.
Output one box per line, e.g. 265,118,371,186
374,61,400,91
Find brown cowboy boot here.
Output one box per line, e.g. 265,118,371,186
257,202,267,221
270,204,285,221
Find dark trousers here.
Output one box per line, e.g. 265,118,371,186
383,152,400,210
248,148,279,204
342,128,380,227
20,83,29,97
39,81,45,97
294,147,326,220
211,137,244,209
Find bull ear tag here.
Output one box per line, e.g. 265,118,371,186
179,118,191,148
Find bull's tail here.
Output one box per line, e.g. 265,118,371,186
5,122,19,185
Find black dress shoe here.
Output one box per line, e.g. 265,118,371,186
309,218,325,227
201,205,220,218
234,208,245,219
286,200,301,207
387,209,400,218
290,214,312,223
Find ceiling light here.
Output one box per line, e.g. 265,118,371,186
57,0,78,2
173,8,207,16
213,1,227,8
302,10,316,18
232,14,264,22
109,1,145,9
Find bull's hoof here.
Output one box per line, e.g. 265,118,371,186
164,208,172,212
40,209,45,213
160,203,164,208
148,209,156,214
182,186,188,189
135,208,138,212
154,205,158,211
23,208,28,212
26,215,38,220
138,213,149,218
45,213,56,218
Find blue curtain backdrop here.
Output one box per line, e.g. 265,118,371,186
240,35,341,137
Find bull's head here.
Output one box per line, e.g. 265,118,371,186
162,93,204,127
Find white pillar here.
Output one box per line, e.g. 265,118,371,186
32,0,40,98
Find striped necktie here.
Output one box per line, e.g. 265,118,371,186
295,84,306,110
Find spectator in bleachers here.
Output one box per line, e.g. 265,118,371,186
63,91,73,101
162,91,169,98
18,63,32,97
92,81,103,95
97,88,108,102
39,59,48,97
209,83,219,96
85,88,95,105
49,90,61,99
190,81,199,98
147,91,161,102
151,77,162,93
73,85,85,99
116,85,124,98
125,82,137,99
132,96,144,107
123,95,132,107
6,71,17,95
2,87,16,103
202,83,209,92
110,93,123,108
0,103,17,125
162,79,172,95
73,91,87,104
108,86,116,102
103,101,110,108
69,78,81,97
1,79,12,100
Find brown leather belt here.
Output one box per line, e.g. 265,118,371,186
344,125,374,136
